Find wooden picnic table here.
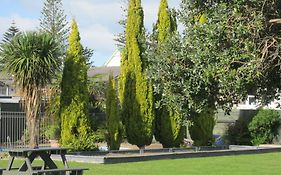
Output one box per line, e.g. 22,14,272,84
3,147,88,175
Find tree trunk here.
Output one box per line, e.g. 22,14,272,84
28,110,40,148
139,146,145,154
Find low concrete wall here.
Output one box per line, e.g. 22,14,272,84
103,147,281,164
52,147,281,164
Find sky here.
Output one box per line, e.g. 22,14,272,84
0,0,181,66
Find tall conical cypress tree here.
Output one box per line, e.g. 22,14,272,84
106,73,122,150
153,0,184,148
155,0,177,43
118,0,154,149
60,20,93,150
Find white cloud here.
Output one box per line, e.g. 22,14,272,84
12,15,38,31
0,15,38,36
79,24,115,53
62,0,124,66
64,0,122,27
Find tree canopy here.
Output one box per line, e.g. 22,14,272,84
149,0,266,117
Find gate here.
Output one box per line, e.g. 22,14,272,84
0,111,49,150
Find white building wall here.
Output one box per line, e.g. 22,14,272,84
104,50,121,67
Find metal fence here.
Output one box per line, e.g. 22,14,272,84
0,111,50,150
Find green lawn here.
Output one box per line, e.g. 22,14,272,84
1,153,281,175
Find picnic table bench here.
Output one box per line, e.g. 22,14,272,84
32,167,88,175
3,147,88,175
0,168,5,175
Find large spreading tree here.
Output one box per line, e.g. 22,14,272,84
0,32,61,148
252,0,281,104
151,0,184,148
118,0,154,149
60,20,93,150
149,0,265,145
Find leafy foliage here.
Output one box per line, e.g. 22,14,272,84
0,32,61,147
249,109,281,145
44,74,62,124
149,0,265,115
106,73,122,150
188,108,216,146
226,111,257,145
60,20,96,150
45,124,60,140
88,74,108,113
226,120,252,145
152,0,184,148
183,0,261,113
68,134,99,151
118,0,154,148
155,105,185,147
148,0,269,146
252,0,281,105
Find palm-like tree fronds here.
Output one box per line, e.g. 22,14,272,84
1,32,61,147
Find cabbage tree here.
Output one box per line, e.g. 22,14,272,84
0,32,60,148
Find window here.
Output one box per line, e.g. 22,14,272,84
0,86,8,96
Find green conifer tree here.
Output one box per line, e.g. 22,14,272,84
155,0,176,43
0,21,20,70
60,20,93,150
153,0,184,148
118,0,154,149
2,21,20,43
40,0,69,53
106,73,122,150
40,0,69,130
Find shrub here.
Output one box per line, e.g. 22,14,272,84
248,109,281,145
226,120,252,145
225,110,257,145
188,108,216,146
68,133,99,151
45,125,60,140
106,73,122,150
